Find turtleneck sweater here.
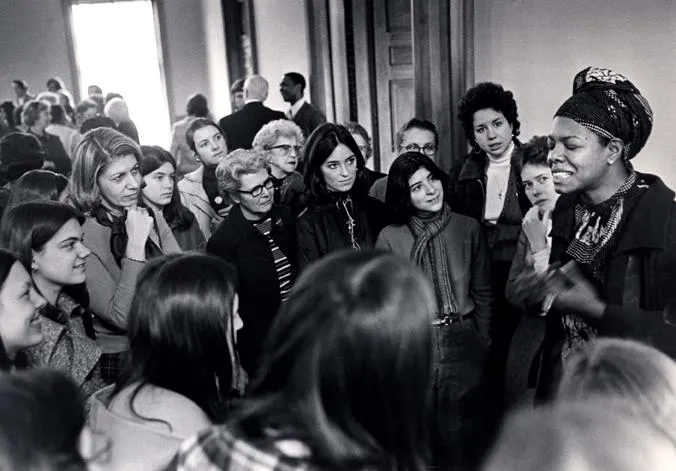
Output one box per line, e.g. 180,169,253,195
484,142,514,224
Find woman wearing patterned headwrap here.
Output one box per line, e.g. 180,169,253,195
534,67,676,400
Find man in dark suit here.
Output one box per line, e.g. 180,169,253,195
219,75,286,150
279,72,327,139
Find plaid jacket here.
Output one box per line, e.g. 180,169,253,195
167,425,317,471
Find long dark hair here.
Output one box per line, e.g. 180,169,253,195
139,145,195,231
0,202,89,312
112,253,237,423
300,123,368,201
0,369,87,470
235,250,435,471
385,152,448,224
0,249,27,371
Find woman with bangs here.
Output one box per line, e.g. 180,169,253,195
377,151,493,469
140,145,205,251
89,253,242,470
170,250,434,471
68,127,176,383
296,123,387,270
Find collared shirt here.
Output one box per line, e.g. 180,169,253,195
287,98,306,120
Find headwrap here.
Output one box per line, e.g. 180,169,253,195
555,67,653,160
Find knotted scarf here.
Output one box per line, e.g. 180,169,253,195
408,204,458,316
91,205,162,267
555,67,653,161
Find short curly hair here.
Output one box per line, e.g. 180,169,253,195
21,100,49,127
216,148,269,198
252,119,304,154
513,135,550,174
458,82,520,146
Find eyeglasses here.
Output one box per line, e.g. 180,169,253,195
403,143,437,156
237,177,274,197
269,144,302,156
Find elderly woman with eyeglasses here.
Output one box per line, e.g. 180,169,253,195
207,148,296,376
252,119,308,216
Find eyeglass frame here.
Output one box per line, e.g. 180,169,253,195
402,143,437,156
237,177,275,198
267,144,302,156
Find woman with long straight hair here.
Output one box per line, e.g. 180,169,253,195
170,250,435,471
296,123,387,270
89,253,242,470
140,145,205,251
0,201,103,396
377,151,493,469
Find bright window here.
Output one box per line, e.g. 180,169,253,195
70,0,170,147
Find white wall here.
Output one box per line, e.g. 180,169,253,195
252,0,311,113
0,0,228,124
474,0,676,188
0,0,74,101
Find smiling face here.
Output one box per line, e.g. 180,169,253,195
97,154,141,214
142,162,175,210
320,143,357,193
409,167,444,215
267,135,300,177
547,116,614,196
0,262,46,358
521,163,558,210
234,169,274,220
193,125,227,167
473,108,514,159
32,218,91,290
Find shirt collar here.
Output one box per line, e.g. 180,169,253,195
289,98,306,118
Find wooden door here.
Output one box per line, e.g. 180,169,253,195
369,0,414,173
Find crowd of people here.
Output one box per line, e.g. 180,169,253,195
0,66,674,471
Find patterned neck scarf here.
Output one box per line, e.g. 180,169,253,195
566,170,644,282
408,204,458,317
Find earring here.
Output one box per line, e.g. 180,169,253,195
607,158,615,165
31,261,38,272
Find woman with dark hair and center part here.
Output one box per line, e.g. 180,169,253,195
170,250,435,471
377,151,493,469
140,145,205,251
0,248,46,371
296,123,387,270
0,202,104,396
89,253,243,470
533,67,676,399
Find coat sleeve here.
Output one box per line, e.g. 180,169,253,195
469,222,493,346
506,229,532,314
87,256,145,330
295,214,320,272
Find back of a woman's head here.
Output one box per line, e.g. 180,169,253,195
483,399,676,471
120,253,237,419
557,338,676,436
0,368,86,471
300,123,366,198
249,250,435,470
6,169,68,209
